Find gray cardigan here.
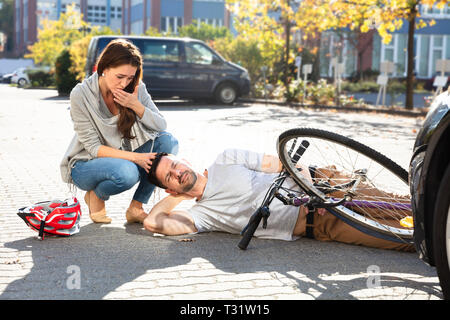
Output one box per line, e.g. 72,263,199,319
60,72,167,183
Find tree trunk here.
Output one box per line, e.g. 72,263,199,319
405,7,417,110
311,33,322,83
284,18,291,101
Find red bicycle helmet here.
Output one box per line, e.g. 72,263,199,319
17,197,82,239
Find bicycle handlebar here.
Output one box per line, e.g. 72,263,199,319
238,208,264,250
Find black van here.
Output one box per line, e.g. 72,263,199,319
85,35,250,104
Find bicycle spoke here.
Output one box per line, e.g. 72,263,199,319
278,128,413,243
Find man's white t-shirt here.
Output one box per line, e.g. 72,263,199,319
187,149,301,241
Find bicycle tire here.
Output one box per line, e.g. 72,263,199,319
277,128,413,243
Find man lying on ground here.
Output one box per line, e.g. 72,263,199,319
126,149,414,252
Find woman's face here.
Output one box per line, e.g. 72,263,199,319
101,64,137,92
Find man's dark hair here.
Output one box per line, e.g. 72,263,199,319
147,152,168,189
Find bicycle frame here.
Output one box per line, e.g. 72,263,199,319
238,169,412,250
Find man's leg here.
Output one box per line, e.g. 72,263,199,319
312,212,415,252
310,165,414,251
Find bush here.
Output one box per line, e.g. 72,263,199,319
55,49,79,96
27,69,55,87
341,80,379,93
307,79,335,105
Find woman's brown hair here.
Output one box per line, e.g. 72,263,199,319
96,39,143,140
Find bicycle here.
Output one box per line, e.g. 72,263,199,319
238,128,414,250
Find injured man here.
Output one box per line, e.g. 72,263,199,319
125,149,414,252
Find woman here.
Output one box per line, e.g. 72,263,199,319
60,39,178,224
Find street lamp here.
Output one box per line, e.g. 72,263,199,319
78,26,91,36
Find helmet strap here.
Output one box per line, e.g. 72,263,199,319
38,215,47,240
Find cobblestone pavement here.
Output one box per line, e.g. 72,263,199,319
0,84,443,300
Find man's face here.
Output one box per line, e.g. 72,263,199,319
155,155,198,194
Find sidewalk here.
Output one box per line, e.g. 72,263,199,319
0,84,443,300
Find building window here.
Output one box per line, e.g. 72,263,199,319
160,16,183,33
87,4,107,25
415,35,450,78
421,3,450,18
110,6,120,19
196,18,223,28
380,34,408,77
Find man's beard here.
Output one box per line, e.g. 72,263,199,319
180,170,197,193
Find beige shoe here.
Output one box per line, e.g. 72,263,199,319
84,191,112,224
126,207,146,224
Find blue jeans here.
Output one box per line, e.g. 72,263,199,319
71,131,179,203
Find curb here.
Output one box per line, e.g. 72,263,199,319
239,98,428,118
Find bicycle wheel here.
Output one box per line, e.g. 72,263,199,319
277,128,413,243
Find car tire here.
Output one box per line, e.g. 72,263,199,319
433,164,450,300
18,78,27,87
215,83,237,104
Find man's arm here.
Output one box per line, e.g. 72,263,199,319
143,195,197,236
261,154,283,173
261,154,313,183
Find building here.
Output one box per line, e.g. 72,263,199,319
121,0,231,35
319,3,450,80
14,0,231,56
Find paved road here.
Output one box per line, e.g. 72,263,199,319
0,84,443,301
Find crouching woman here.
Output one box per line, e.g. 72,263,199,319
60,39,178,224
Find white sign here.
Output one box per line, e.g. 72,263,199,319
380,61,395,74
295,56,302,67
302,64,312,74
433,76,448,87
436,59,450,73
377,75,388,86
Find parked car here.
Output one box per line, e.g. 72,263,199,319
1,72,13,84
409,88,450,299
11,67,30,87
85,35,251,104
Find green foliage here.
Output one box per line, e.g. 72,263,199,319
341,81,379,93
27,69,55,87
307,79,335,105
0,0,14,52
69,26,119,81
144,27,163,37
213,36,263,86
25,4,90,67
55,49,78,95
178,21,232,42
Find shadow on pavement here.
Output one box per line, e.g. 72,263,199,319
206,106,420,141
1,223,441,299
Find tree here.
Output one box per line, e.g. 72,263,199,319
213,36,264,95
290,0,447,109
69,26,118,81
0,0,14,55
226,0,295,97
55,49,78,95
178,21,232,42
25,4,90,66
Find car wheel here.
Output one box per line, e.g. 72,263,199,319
433,164,450,299
18,78,27,87
215,83,237,104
